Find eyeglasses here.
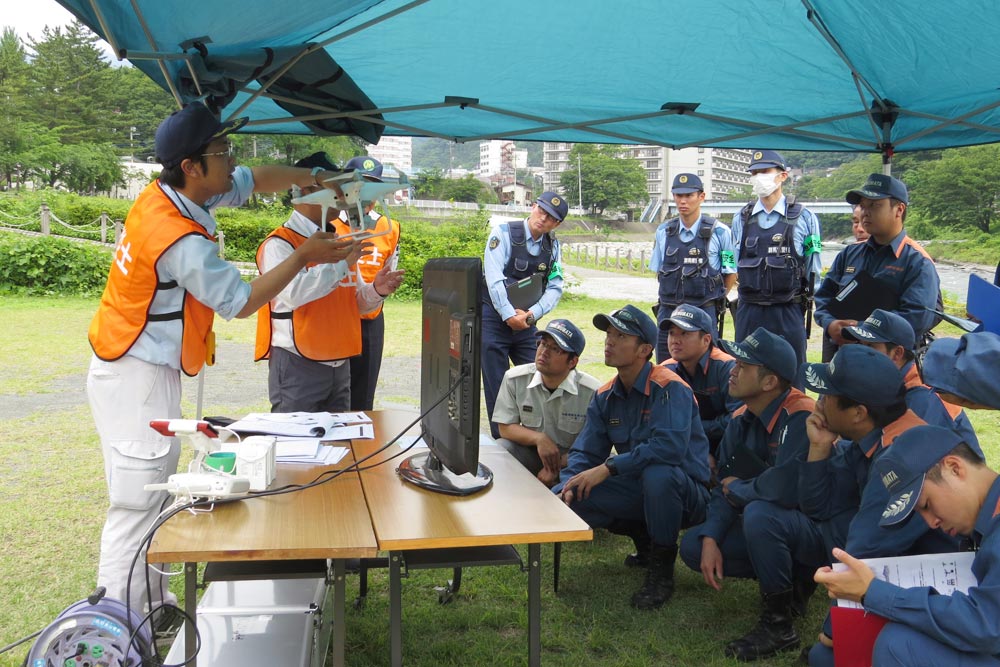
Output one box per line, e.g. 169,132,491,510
536,339,569,355
201,144,234,159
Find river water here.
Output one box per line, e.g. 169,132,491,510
562,241,994,303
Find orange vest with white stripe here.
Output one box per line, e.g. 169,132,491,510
334,214,400,319
88,181,216,377
254,226,362,362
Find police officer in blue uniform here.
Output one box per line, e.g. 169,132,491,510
816,425,1000,667
554,304,710,610
731,150,822,370
482,192,567,436
814,174,940,359
841,309,979,447
650,173,737,360
659,304,742,460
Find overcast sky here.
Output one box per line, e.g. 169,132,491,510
3,0,114,58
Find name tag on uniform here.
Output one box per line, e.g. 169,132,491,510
609,418,621,426
522,405,533,413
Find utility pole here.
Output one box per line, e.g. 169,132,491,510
577,154,583,212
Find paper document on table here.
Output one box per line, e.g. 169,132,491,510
279,444,349,465
274,438,322,458
834,551,976,608
227,412,343,437
323,423,375,441
327,411,372,424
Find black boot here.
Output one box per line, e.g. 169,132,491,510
629,543,677,610
791,569,818,618
607,520,651,568
724,589,800,661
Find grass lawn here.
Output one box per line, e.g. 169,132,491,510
1,293,997,667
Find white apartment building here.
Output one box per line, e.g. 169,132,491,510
542,143,753,221
479,140,527,179
366,135,413,176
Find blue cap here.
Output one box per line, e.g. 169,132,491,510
671,173,703,194
747,149,787,171
664,304,714,334
294,151,339,172
536,191,568,222
154,103,248,169
537,318,586,356
923,332,1000,409
718,327,797,384
842,309,916,350
593,305,657,346
345,156,383,180
876,426,975,526
846,173,909,205
800,345,905,406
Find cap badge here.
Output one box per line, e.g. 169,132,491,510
679,175,688,184
805,365,828,390
753,151,763,160
551,196,561,206
882,491,912,519
363,158,376,171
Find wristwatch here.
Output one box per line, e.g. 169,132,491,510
525,312,536,327
604,456,618,476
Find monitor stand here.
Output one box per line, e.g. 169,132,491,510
397,452,493,496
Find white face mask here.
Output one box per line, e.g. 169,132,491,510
751,172,781,198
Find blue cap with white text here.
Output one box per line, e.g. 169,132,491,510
538,318,586,356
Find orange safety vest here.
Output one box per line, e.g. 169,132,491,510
88,181,216,377
254,226,362,362
334,213,400,319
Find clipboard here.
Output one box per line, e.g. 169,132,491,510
825,271,900,321
505,273,545,311
831,607,888,667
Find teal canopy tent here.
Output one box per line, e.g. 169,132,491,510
55,0,1000,160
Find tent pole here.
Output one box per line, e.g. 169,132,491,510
882,120,893,176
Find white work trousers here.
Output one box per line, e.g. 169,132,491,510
87,354,181,613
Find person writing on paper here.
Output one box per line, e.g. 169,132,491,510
482,192,567,437
255,152,405,413
815,425,1000,667
813,174,939,358
333,156,403,411
493,319,600,486
87,103,360,615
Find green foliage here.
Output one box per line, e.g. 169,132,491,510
795,154,881,200
412,168,496,203
0,234,110,295
215,206,288,262
559,144,647,215
909,144,1000,234
394,209,490,299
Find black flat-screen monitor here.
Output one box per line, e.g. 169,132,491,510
397,257,493,495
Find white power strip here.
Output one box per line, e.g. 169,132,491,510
145,473,251,501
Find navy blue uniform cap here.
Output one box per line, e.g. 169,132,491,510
155,103,248,169
537,318,586,356
536,191,568,222
842,308,916,350
923,332,1000,409
671,173,703,194
593,305,657,346
799,345,904,406
747,149,787,171
875,426,973,526
718,327,797,384
846,173,909,205
664,304,714,334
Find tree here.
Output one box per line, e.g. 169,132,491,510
0,28,29,188
559,144,647,215
909,144,1000,234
